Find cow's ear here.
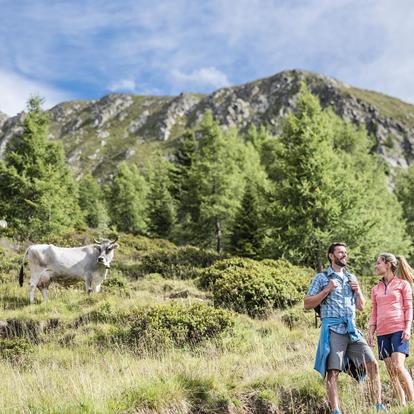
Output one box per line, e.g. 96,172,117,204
111,243,119,250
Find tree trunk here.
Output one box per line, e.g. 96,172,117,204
215,217,222,254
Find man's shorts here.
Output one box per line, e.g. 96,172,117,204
327,330,375,371
377,331,410,360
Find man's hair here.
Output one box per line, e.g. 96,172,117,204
327,242,347,263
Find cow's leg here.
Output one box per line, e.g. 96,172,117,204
85,274,93,295
95,276,104,293
40,288,49,302
28,265,44,304
29,268,43,304
36,269,51,303
29,282,36,304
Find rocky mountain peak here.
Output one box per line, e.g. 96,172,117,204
1,69,414,177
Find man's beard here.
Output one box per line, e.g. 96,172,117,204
334,257,346,268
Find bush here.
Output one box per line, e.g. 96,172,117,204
139,246,222,279
111,261,142,278
117,302,234,350
103,271,130,296
0,338,32,362
87,301,121,324
199,258,312,318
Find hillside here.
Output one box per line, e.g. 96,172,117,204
0,232,406,413
1,70,414,178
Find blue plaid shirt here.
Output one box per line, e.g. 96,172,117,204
307,266,357,334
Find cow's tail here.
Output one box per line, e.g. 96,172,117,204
19,247,30,287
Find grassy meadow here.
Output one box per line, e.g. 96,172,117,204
1,233,414,414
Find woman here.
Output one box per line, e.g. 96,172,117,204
368,253,414,406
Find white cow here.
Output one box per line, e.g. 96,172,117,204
19,238,119,303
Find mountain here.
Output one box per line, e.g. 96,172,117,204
1,69,414,178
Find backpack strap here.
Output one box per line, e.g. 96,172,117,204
314,271,329,328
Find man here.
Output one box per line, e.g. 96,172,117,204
304,242,386,414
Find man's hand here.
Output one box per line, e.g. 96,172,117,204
326,279,339,292
349,280,362,295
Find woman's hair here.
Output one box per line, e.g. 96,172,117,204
378,252,414,284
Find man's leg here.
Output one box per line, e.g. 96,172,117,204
326,332,349,412
347,338,383,406
365,359,382,405
327,369,341,411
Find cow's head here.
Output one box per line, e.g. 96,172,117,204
94,237,119,269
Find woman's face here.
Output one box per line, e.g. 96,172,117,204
375,256,389,276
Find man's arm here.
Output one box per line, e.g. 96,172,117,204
304,279,338,309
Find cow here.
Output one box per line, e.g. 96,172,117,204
19,238,119,303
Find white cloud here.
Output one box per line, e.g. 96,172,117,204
108,79,136,93
0,70,72,116
171,67,230,92
1,0,414,104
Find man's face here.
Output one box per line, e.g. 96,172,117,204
330,246,348,268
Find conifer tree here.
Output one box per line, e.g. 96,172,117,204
267,86,410,271
170,130,199,225
78,174,109,229
188,112,244,253
394,166,414,251
109,162,148,234
230,180,265,258
147,158,176,239
0,96,83,238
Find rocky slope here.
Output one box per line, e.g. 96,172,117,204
1,69,414,178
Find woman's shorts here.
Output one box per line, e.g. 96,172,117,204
377,331,410,360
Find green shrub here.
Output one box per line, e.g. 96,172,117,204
87,301,120,323
117,302,234,350
0,338,32,362
111,261,142,278
139,246,222,279
103,271,130,295
199,258,312,317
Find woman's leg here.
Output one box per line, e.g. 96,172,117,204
391,352,414,403
384,356,406,405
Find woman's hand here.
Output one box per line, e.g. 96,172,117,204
402,328,411,342
367,332,375,347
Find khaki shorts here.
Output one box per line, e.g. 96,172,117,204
327,330,375,371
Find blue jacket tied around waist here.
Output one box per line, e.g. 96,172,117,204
314,316,366,382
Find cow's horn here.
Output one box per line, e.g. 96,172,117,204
93,238,101,244
110,235,119,244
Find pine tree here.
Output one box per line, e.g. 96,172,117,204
394,165,414,254
108,162,148,234
0,96,83,238
170,130,199,225
267,86,410,271
230,180,265,258
147,158,176,239
188,112,244,253
78,174,109,229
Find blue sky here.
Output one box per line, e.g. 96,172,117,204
1,0,414,116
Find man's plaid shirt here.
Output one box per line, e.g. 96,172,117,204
307,266,357,334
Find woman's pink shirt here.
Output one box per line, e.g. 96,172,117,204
370,277,413,336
